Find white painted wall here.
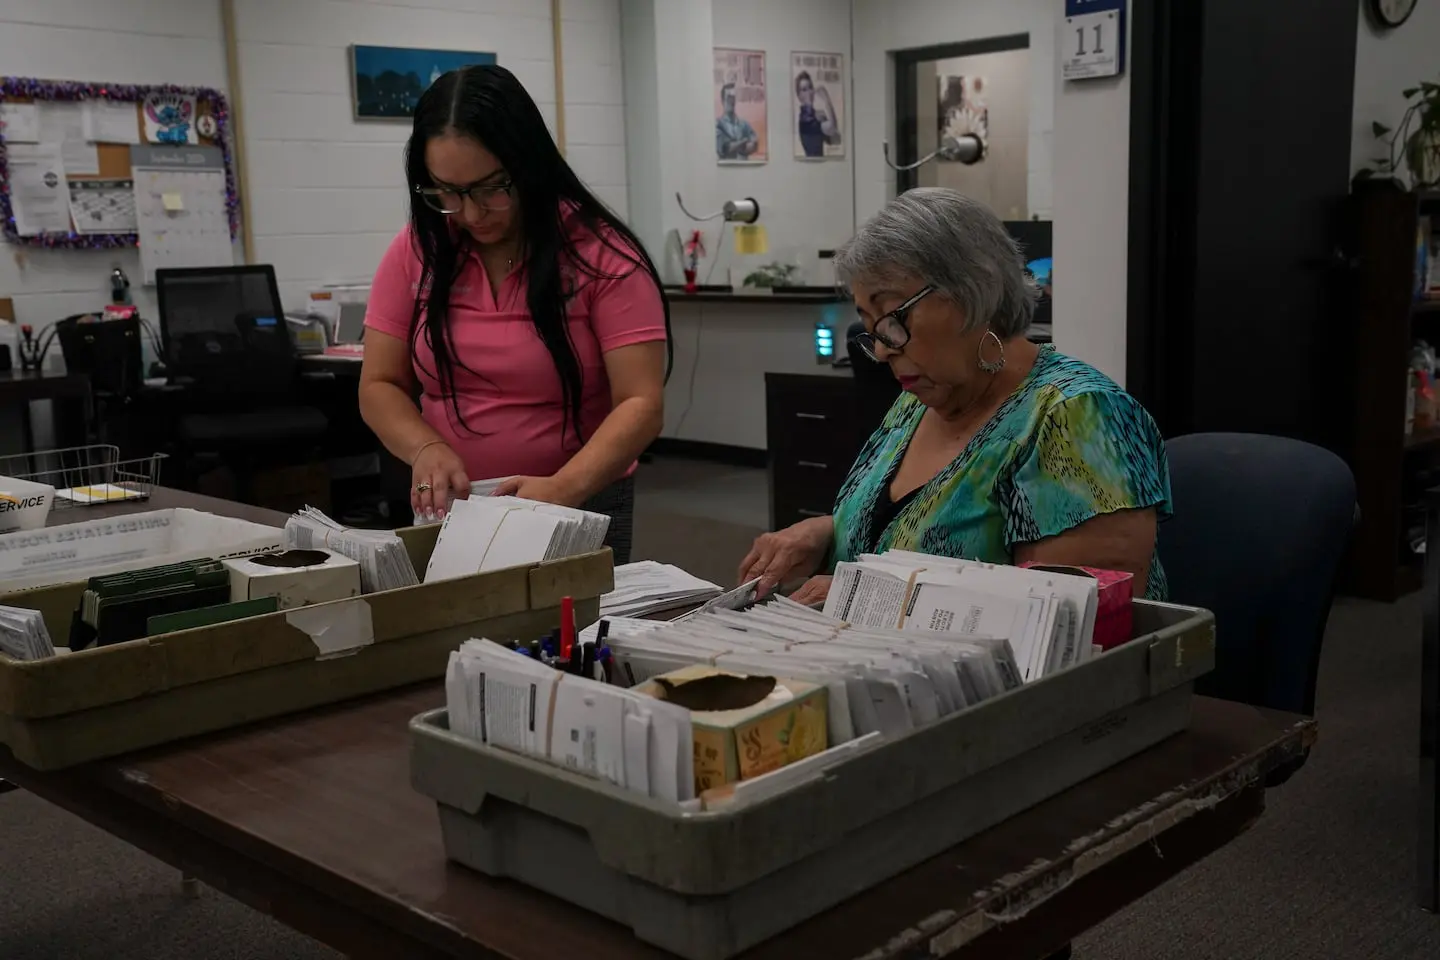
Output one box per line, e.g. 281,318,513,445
233,0,629,309
710,0,855,287
0,0,228,329
1351,2,1440,179
1050,7,1131,385
850,0,1055,226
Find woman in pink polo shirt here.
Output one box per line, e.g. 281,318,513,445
360,65,669,563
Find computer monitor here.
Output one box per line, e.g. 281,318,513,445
155,265,292,392
1004,220,1053,325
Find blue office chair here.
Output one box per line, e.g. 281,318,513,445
1159,433,1356,722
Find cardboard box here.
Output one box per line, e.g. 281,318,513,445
636,665,828,793
0,475,55,533
224,548,361,610
0,521,613,769
0,508,284,592
1020,562,1135,651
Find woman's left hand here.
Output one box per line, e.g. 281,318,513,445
490,475,584,507
788,575,833,607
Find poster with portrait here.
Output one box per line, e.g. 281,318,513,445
714,47,767,164
791,52,845,160
937,74,990,158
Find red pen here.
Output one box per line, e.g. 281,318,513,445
559,595,575,659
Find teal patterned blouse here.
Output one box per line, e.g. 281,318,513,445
831,345,1172,599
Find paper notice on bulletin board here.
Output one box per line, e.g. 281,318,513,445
6,144,72,236
130,144,233,284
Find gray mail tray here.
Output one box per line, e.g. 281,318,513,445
409,599,1214,960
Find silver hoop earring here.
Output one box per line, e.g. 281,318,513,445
977,329,1006,374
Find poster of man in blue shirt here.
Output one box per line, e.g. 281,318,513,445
714,48,767,163
716,83,759,160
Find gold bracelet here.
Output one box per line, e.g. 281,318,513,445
409,438,445,466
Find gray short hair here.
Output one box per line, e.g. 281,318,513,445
834,188,1037,337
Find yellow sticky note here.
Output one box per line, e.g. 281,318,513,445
733,224,768,256
161,192,184,212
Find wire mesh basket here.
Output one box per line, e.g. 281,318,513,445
0,445,166,510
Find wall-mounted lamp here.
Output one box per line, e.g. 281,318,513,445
881,133,984,172
676,193,761,224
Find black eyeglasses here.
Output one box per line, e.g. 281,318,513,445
850,285,935,362
414,178,514,214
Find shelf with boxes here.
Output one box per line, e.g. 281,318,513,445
1347,185,1440,599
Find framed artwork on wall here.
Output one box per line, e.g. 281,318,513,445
350,45,497,120
714,47,767,164
791,51,845,160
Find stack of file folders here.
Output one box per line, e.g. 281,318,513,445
446,637,697,803
584,595,1021,746
0,604,56,661
599,561,723,618
575,549,1103,746
285,507,419,593
424,495,611,582
822,550,1101,683
70,559,280,649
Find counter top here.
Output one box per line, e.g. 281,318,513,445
664,285,844,305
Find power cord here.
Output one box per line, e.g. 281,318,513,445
672,303,706,437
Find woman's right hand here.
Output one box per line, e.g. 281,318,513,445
411,441,470,522
737,515,834,597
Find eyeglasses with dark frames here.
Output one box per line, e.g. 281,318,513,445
414,178,515,215
850,285,935,362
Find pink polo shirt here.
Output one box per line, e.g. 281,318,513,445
364,221,666,482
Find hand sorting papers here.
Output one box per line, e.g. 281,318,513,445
0,605,56,661
424,496,610,583
824,550,1102,683
284,508,419,593
446,638,696,803
600,561,724,618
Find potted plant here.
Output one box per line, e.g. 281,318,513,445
741,262,800,293
1358,79,1440,188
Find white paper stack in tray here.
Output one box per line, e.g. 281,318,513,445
0,604,56,661
446,638,697,803
599,561,723,618
423,496,610,583
825,549,1101,684
588,596,1017,746
284,508,419,593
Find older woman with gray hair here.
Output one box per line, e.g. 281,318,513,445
739,188,1171,604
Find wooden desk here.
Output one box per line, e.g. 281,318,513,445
43,484,287,527
0,691,1313,960
0,368,92,453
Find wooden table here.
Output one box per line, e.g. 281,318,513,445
4,489,1316,958
0,691,1313,960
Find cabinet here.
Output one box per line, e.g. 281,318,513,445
765,373,872,531
1346,187,1440,600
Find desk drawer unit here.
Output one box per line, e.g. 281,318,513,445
765,373,866,530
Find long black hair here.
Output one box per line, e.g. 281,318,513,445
404,64,671,446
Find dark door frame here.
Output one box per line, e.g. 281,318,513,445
891,33,1031,196
1124,0,1196,431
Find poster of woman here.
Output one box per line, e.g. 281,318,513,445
791,52,844,160
714,48,767,164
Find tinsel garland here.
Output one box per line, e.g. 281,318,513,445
0,78,239,249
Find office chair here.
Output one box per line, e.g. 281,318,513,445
1159,433,1355,782
846,320,901,429
156,266,329,510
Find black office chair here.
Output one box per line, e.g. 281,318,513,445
156,266,329,509
846,320,900,430
1159,433,1356,781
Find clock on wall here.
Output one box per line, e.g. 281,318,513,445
1369,0,1418,28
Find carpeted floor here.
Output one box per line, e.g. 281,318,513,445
2,501,1440,959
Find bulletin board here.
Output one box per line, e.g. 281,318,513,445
0,77,240,256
